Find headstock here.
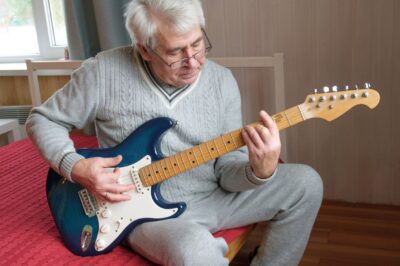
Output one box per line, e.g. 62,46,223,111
301,84,380,121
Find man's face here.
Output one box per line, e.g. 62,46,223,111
141,24,206,87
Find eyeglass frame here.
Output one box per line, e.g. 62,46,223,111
145,28,212,69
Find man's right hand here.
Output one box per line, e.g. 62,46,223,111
71,155,135,202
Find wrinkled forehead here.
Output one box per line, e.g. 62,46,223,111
153,24,203,51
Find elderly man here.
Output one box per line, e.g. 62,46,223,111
26,0,323,265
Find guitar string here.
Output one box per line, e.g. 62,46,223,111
107,96,356,186
138,110,310,185
119,107,315,186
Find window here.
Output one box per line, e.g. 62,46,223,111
0,0,67,63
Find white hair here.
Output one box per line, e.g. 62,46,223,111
125,0,206,48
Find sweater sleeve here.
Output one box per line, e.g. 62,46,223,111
214,69,272,192
25,58,99,181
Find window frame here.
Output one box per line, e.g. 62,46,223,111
0,0,66,63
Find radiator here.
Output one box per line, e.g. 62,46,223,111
0,105,32,138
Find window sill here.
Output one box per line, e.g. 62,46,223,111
0,62,75,77
0,63,27,76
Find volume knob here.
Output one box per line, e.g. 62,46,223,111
95,238,106,250
101,209,111,218
100,224,111,233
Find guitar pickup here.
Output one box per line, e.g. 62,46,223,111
78,189,99,217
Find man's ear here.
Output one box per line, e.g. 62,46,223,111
136,44,152,61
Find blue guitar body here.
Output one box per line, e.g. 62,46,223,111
46,117,186,256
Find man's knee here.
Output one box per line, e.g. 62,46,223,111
295,164,323,207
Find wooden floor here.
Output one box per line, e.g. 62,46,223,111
230,200,400,266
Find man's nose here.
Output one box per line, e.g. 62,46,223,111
182,48,199,68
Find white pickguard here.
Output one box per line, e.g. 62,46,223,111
94,156,178,251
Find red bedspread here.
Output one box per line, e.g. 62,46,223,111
0,135,248,265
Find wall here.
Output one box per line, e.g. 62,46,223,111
202,0,400,205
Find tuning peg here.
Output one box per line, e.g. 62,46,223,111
364,82,371,89
332,85,338,92
355,84,359,90
323,86,330,93
345,85,350,91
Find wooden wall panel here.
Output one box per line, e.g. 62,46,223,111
0,76,69,106
203,0,400,205
0,77,30,105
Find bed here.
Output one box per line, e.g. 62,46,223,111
0,134,253,265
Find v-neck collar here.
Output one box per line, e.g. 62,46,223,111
135,51,201,109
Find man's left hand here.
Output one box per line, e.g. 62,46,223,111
242,110,281,178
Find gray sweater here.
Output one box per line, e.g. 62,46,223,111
26,47,268,203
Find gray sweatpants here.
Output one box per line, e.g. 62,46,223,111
127,163,323,266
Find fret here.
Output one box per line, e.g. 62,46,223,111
205,142,214,158
158,160,168,178
223,133,236,152
273,112,288,130
189,149,198,166
173,155,184,173
140,167,151,187
149,165,157,185
221,135,229,152
284,111,292,126
185,150,194,167
191,149,197,165
229,132,238,147
179,152,189,170
213,139,221,155
298,105,306,120
192,146,203,165
151,163,163,181
162,159,172,178
198,145,207,162
167,157,178,176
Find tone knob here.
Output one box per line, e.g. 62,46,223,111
95,239,106,250
101,209,111,218
100,224,111,233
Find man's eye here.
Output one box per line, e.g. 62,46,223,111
167,51,181,57
192,41,202,48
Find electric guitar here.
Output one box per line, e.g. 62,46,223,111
46,87,380,256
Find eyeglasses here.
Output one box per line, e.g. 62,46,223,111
147,29,212,70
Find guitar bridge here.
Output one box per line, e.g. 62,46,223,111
78,189,99,217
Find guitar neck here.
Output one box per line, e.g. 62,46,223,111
139,104,307,187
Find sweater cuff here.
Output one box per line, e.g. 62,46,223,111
245,163,277,185
59,152,85,183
